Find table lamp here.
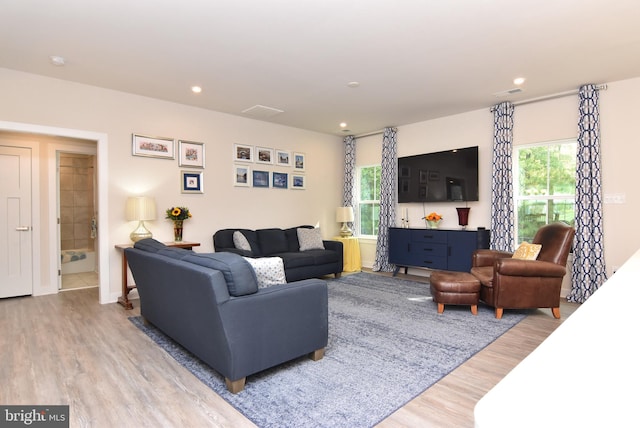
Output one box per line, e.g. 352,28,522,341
126,196,156,242
336,206,354,237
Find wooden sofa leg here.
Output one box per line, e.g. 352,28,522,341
551,307,561,319
471,304,478,315
335,272,342,278
495,308,503,319
310,348,325,361
225,377,246,394
437,303,444,314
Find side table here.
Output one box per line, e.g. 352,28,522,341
332,236,362,272
115,241,201,309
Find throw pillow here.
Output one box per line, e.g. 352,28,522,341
233,231,252,253
243,257,287,288
297,227,325,251
512,242,542,260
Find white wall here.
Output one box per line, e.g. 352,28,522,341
357,77,640,278
0,68,344,302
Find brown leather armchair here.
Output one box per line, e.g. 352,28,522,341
470,222,575,319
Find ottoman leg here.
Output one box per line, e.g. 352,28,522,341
437,303,445,314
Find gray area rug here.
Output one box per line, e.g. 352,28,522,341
130,272,527,427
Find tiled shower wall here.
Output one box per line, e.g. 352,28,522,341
59,153,95,251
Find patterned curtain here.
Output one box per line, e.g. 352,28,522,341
490,101,516,252
342,135,356,231
568,84,607,303
373,127,398,272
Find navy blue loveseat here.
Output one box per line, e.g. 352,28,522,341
213,225,343,281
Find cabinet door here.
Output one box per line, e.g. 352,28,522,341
447,231,478,271
388,228,412,265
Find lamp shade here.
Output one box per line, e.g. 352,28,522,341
336,206,354,223
126,196,156,221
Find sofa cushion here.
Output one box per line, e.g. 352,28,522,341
233,231,252,253
297,227,325,251
257,228,289,256
134,238,167,253
243,256,286,288
278,252,316,269
157,247,192,260
184,252,259,296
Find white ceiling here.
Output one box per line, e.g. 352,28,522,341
2,0,640,136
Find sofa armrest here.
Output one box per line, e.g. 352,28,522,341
495,258,567,278
218,279,328,380
472,249,513,267
323,239,343,253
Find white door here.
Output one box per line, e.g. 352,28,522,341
0,145,33,298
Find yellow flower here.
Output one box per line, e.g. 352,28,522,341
165,206,192,221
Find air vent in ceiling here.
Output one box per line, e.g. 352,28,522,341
493,88,524,97
241,104,284,118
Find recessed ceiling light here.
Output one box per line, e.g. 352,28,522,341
191,86,202,93
347,81,360,88
513,77,526,85
340,122,348,128
49,55,65,66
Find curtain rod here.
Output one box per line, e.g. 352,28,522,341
489,84,608,112
353,127,398,139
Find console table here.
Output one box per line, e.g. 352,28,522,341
388,227,490,275
115,241,200,309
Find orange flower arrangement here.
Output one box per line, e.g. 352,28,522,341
423,212,443,222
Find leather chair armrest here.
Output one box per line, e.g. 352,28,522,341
495,258,567,277
472,249,513,267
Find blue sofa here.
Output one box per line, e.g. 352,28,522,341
213,225,343,281
125,239,328,393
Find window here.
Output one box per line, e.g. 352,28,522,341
357,165,381,237
514,140,576,244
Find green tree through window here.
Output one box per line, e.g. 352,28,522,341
514,140,576,244
358,165,381,236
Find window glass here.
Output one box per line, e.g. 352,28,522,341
514,140,576,244
358,165,381,237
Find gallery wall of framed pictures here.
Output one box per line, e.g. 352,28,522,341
132,133,205,194
233,144,306,190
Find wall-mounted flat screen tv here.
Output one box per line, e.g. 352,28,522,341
397,146,479,203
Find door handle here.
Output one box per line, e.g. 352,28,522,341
15,226,31,231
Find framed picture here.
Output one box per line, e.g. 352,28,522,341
252,170,270,188
132,134,175,159
275,149,292,167
178,140,205,168
234,144,253,162
233,165,251,187
291,174,306,189
293,152,306,171
181,170,204,194
272,172,288,189
256,147,274,164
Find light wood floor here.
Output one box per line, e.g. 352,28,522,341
0,273,579,428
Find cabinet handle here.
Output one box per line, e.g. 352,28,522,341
16,226,30,231
423,248,433,252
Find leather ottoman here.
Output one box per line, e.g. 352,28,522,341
429,270,481,315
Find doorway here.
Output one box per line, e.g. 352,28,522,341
58,152,99,291
0,120,110,304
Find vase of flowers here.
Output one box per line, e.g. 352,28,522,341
166,206,192,241
423,212,443,229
